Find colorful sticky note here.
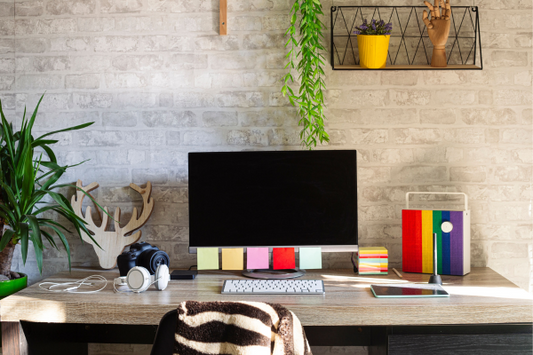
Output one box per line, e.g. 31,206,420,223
222,248,244,270
273,248,295,270
197,248,219,270
299,247,322,269
246,248,269,269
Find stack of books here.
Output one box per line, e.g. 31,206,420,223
358,247,388,275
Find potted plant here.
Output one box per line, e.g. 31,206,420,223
0,95,97,298
354,19,393,69
282,0,329,149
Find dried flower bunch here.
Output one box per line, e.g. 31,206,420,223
354,19,392,35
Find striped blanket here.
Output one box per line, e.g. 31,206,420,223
174,301,312,355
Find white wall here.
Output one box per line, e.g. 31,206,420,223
1,1,531,354
0,0,531,301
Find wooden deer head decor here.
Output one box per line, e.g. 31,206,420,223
71,180,155,269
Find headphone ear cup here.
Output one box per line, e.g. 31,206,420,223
127,266,151,293
154,264,170,291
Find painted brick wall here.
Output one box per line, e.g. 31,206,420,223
0,0,531,353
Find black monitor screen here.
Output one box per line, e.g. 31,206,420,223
188,150,358,249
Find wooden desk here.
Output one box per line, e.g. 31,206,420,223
1,268,532,355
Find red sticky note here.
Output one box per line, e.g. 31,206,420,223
273,248,295,270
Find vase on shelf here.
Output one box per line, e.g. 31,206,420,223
357,34,390,69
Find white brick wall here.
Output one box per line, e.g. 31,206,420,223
0,0,531,353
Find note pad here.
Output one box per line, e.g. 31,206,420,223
299,247,322,269
246,248,269,269
197,248,219,270
273,248,295,270
370,284,449,298
222,248,244,270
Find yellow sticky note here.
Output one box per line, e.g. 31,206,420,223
222,248,244,270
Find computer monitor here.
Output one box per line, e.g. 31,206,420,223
188,150,358,278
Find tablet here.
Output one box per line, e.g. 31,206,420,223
370,283,449,298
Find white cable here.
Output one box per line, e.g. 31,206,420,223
113,278,129,293
112,276,163,293
39,275,108,294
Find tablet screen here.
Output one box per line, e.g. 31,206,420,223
371,284,449,298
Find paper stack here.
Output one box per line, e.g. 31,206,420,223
358,247,388,275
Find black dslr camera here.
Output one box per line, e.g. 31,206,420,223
117,242,170,276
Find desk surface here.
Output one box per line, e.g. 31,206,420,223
1,267,531,327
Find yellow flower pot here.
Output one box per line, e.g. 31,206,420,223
357,35,390,69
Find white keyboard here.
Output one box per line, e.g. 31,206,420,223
221,279,325,295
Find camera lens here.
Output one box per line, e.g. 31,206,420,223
144,249,170,274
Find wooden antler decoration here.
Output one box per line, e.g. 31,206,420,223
71,180,155,269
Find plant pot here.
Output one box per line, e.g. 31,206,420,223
357,35,390,69
0,272,27,299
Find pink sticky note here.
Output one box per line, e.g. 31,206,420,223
246,248,269,269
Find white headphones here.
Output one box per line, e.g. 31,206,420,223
114,264,170,293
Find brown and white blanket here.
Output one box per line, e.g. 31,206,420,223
174,301,312,355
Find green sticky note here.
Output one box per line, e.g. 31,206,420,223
197,248,219,270
299,247,322,269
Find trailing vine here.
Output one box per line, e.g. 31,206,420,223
282,0,329,149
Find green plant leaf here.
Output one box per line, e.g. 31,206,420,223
36,122,94,141
45,190,74,211
31,204,60,216
27,216,44,273
26,215,43,249
40,144,57,163
0,181,21,218
50,206,101,250
0,229,14,252
20,147,36,212
50,182,116,222
0,203,16,222
37,163,66,191
43,223,71,270
26,94,45,137
40,229,58,250
20,222,29,265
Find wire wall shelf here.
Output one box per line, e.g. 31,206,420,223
331,6,482,70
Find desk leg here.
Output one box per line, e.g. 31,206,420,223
2,322,28,355
2,322,88,355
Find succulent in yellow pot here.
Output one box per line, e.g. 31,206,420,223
354,19,393,69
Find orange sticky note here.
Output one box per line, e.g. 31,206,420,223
222,248,244,270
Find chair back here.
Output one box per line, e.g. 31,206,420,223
150,310,176,355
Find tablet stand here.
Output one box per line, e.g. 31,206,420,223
428,233,442,285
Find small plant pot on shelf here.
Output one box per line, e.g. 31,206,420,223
357,35,390,69
0,273,27,299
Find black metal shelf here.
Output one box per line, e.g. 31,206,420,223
331,6,482,70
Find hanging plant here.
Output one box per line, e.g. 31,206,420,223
282,0,329,149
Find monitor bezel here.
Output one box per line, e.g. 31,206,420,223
188,245,359,254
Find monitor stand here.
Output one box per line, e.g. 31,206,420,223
242,269,306,279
